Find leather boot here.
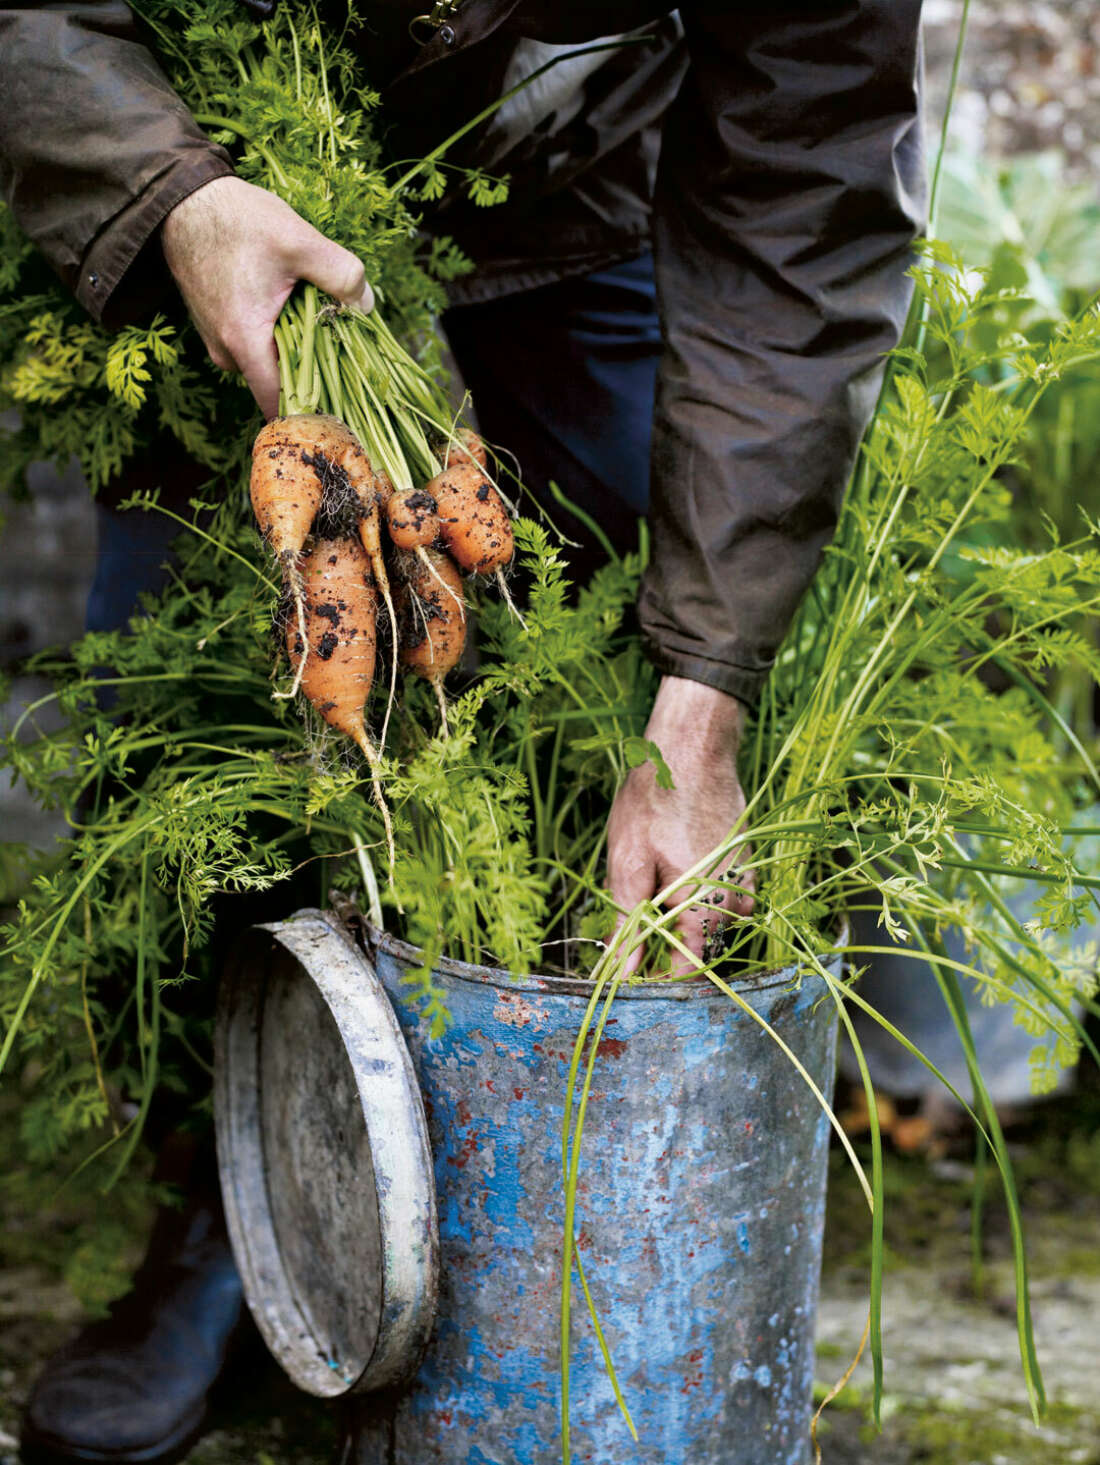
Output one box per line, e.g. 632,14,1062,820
20,1153,257,1465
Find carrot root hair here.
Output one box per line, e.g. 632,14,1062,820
405,590,451,738
432,679,450,737
353,726,396,879
494,567,527,630
415,547,466,621
273,555,310,701
377,583,399,752
354,502,400,752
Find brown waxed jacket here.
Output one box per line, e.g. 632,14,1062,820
0,0,926,706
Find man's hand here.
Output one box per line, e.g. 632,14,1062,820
160,176,374,420
606,676,754,974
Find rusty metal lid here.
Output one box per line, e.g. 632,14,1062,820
214,909,438,1397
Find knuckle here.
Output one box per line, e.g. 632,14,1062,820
336,255,367,302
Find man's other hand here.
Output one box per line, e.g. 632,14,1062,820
160,176,374,420
606,675,755,974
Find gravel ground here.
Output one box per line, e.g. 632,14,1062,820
811,1099,1100,1465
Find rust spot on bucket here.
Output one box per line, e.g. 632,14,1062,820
448,1131,480,1169
493,992,548,1028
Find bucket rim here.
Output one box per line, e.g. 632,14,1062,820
215,913,439,1398
359,918,847,1000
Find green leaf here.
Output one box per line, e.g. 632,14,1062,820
622,736,675,790
418,165,447,202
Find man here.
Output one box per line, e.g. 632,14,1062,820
2,2,924,1460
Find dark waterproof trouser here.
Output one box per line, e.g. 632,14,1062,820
87,254,660,633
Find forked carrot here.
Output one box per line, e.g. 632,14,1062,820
331,440,400,746
251,412,359,699
287,533,394,866
396,546,467,732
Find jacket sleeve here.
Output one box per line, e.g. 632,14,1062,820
637,0,926,707
0,1,233,326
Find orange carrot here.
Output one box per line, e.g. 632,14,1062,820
287,532,394,866
288,534,377,747
250,413,357,559
396,547,466,730
444,426,488,471
252,413,360,700
372,466,396,510
325,440,400,747
387,488,440,551
427,459,514,576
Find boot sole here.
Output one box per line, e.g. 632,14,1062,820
19,1402,206,1465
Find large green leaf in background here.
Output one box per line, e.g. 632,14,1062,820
935,149,1100,746
937,150,1100,315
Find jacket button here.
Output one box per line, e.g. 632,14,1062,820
88,272,99,289
438,23,455,45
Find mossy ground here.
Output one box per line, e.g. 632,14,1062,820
811,1069,1100,1463
3,1073,1100,1463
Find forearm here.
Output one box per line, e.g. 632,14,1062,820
0,0,232,324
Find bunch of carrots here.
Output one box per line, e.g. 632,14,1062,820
249,285,516,855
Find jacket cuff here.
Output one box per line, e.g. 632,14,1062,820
643,640,764,711
77,151,234,327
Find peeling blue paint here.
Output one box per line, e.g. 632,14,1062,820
349,933,841,1465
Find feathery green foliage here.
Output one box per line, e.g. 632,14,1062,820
559,252,1100,1451
0,501,654,1139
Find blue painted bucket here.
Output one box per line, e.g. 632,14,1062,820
347,926,841,1465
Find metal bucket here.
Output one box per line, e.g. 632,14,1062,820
345,924,841,1465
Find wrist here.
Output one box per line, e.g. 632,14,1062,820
160,175,239,257
647,675,745,756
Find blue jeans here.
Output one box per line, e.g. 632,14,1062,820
86,500,190,635
443,251,659,588
88,253,661,632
